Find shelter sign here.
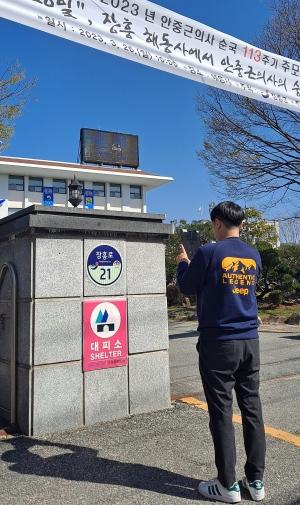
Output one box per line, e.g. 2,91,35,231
1,0,300,112
83,299,128,371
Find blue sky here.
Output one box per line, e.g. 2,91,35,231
0,0,286,221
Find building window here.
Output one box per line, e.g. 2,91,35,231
53,179,66,194
28,177,43,192
110,184,122,198
8,208,21,215
8,175,24,191
93,182,105,197
130,185,142,199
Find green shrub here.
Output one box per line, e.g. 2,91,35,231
267,290,283,306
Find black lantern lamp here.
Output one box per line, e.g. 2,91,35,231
68,176,83,207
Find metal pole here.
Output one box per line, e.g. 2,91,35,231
0,263,17,427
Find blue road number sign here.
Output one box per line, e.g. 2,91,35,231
87,245,122,286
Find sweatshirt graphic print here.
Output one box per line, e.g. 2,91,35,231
177,238,262,340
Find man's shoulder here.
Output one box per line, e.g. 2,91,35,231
212,239,261,259
237,240,261,257
195,240,261,259
197,242,217,256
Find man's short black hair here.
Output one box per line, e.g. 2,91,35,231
210,201,245,227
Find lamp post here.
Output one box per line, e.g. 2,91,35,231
68,176,83,208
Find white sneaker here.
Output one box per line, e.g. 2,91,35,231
197,478,241,503
242,477,265,501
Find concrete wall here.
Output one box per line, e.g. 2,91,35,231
0,236,33,432
0,208,171,435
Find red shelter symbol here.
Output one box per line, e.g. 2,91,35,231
83,299,127,372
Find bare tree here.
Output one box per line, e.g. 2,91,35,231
197,0,300,205
0,62,35,151
279,216,300,244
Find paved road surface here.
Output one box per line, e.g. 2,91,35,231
170,323,300,435
0,323,299,505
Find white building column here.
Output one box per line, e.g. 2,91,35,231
0,174,9,219
43,177,52,189
142,188,147,213
24,175,29,208
122,184,130,212
106,182,110,211
67,178,71,208
78,178,86,209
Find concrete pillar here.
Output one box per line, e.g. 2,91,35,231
0,206,172,435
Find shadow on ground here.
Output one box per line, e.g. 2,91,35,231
169,331,198,340
2,436,298,503
279,334,300,341
1,437,203,501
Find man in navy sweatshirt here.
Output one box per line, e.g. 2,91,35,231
177,201,266,504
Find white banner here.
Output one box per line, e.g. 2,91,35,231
1,0,300,112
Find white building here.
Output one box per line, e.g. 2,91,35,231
0,156,173,218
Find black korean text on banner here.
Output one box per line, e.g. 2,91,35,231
1,0,299,111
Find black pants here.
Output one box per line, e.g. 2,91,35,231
198,338,266,488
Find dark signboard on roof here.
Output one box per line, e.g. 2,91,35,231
80,128,139,168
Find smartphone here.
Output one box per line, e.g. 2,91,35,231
179,230,208,259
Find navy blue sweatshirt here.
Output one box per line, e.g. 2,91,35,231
177,238,262,340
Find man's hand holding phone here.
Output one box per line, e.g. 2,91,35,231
176,244,190,265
